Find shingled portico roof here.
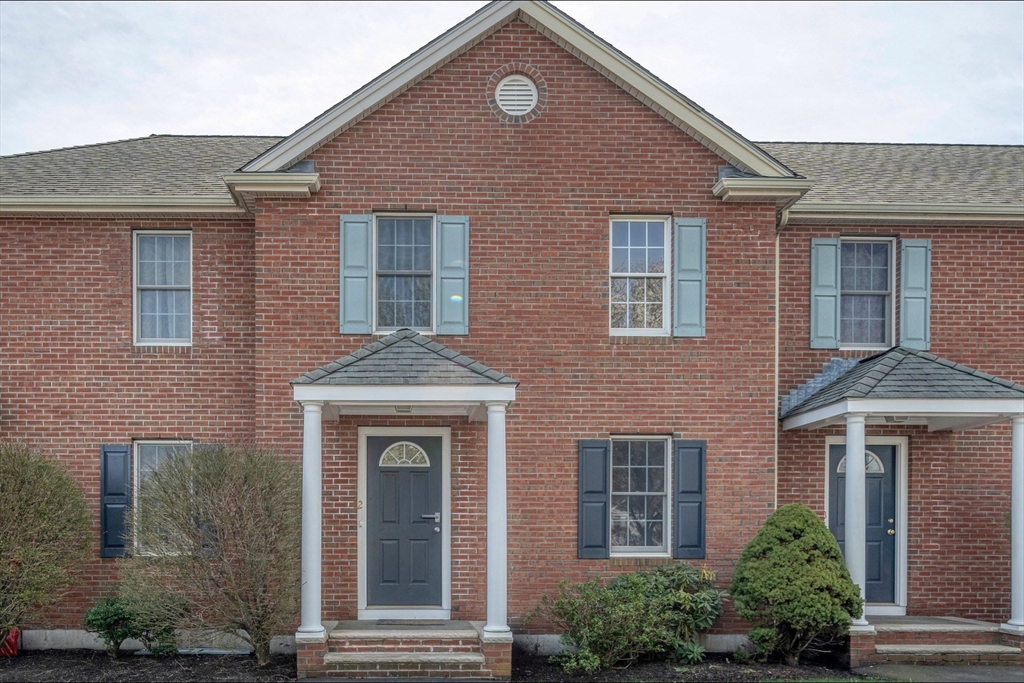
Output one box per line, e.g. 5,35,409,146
292,329,516,422
781,346,1024,432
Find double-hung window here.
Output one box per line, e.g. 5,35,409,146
610,218,670,335
811,236,931,350
134,232,191,345
376,216,434,331
339,214,469,336
133,441,191,554
578,437,706,559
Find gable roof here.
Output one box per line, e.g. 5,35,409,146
292,329,518,387
781,346,1024,419
242,0,796,179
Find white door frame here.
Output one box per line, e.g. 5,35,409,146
824,435,909,616
357,426,452,620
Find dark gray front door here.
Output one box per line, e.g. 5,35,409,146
367,435,442,606
829,444,897,603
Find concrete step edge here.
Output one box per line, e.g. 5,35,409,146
876,644,1022,655
324,652,486,664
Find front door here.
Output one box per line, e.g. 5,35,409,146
828,444,897,604
367,435,443,606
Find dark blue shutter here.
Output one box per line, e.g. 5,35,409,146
900,239,931,350
810,238,841,349
100,444,131,558
673,218,706,337
339,215,373,334
673,440,706,559
436,216,469,335
578,440,610,559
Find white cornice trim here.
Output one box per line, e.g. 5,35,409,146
783,202,1024,226
712,177,812,207
242,1,794,178
0,195,245,215
222,173,321,196
782,397,1024,431
293,383,516,405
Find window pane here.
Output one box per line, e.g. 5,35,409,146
648,247,664,273
612,222,629,247
648,466,664,493
414,220,431,245
612,466,629,491
630,441,646,467
414,246,431,272
628,521,644,546
378,276,395,301
377,302,395,328
612,441,629,466
630,467,646,493
841,242,855,267
396,220,413,246
629,304,645,328
610,304,627,328
378,245,395,270
648,303,663,327
647,521,663,547
647,224,664,247
856,243,871,267
648,495,663,520
872,242,889,266
629,222,646,247
871,266,888,292
396,245,413,271
648,440,665,465
629,247,646,273
612,248,629,273
378,219,395,245
627,279,645,304
395,301,413,327
414,301,430,328
414,276,431,301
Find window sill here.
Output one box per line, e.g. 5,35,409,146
609,555,676,567
610,335,674,346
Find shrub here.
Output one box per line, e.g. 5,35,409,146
85,596,180,658
118,444,301,666
532,563,723,672
0,442,91,645
729,503,863,666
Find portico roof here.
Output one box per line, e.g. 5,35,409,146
781,346,1024,432
292,329,517,421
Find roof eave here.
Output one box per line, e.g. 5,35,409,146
0,195,246,216
782,202,1024,226
712,177,812,209
781,397,1024,431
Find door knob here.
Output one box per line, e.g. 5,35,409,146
421,512,440,523
887,529,896,535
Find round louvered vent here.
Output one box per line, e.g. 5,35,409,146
495,75,538,115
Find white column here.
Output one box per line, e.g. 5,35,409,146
484,402,510,635
845,413,870,628
1004,416,1024,633
297,401,325,640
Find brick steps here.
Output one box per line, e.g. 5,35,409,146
853,617,1024,667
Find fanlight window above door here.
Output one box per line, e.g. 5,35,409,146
379,442,430,467
836,450,885,473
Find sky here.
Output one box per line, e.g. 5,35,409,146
1,1,1022,157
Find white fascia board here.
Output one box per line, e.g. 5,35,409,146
711,177,812,202
519,2,793,178
782,397,1024,430
242,1,522,172
293,383,516,404
222,173,321,196
785,202,1024,225
0,195,244,215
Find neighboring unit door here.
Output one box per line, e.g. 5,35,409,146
828,444,897,604
367,435,443,606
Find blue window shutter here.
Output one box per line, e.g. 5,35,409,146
578,440,610,559
673,440,706,559
436,216,469,335
339,215,373,334
100,444,131,558
674,218,706,337
901,239,931,350
810,238,841,349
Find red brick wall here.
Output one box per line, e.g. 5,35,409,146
251,20,779,630
778,223,1023,622
0,216,257,626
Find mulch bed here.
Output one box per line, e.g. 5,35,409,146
0,647,866,682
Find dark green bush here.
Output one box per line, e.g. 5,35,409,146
729,503,863,666
533,563,723,672
85,596,178,658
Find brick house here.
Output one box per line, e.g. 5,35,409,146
1,1,1021,678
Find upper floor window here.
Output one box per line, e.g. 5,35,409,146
610,218,671,335
840,239,892,347
135,232,191,345
376,217,433,331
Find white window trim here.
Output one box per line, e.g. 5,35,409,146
609,435,673,557
838,236,896,351
132,439,193,555
133,230,193,347
609,217,672,337
372,214,437,335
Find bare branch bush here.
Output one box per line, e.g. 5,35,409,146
119,444,301,665
0,441,91,644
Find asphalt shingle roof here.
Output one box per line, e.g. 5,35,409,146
781,346,1024,418
292,329,517,386
758,142,1024,206
0,135,281,197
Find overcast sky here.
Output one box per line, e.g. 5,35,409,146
1,1,1022,157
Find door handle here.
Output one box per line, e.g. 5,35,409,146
888,529,896,535
421,512,440,523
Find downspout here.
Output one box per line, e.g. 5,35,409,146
773,226,780,510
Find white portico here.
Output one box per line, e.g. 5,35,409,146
782,347,1024,635
290,329,517,643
